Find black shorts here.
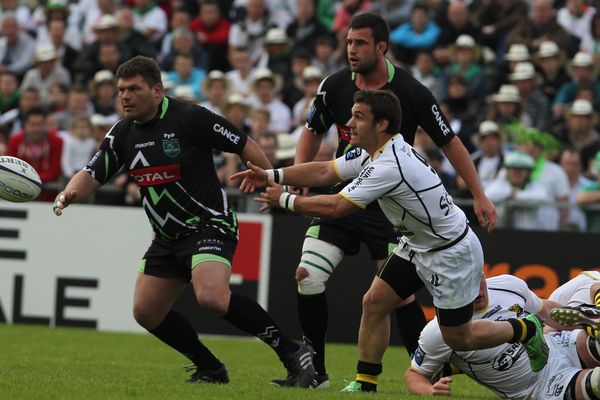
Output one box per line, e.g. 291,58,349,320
139,226,238,281
306,202,397,260
379,253,474,327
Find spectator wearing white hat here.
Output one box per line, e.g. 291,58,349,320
436,34,487,107
553,51,600,118
488,84,532,130
292,66,323,129
471,120,506,190
485,151,548,230
256,27,292,78
562,99,600,152
20,43,71,108
199,70,230,115
432,1,480,67
576,151,600,232
247,67,291,133
172,85,199,105
80,0,118,46
509,61,551,131
496,43,530,88
0,12,36,78
534,41,570,103
222,92,251,135
90,69,117,118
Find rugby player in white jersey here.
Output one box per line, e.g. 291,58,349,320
406,274,600,400
233,89,552,391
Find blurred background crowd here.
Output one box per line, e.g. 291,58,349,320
3,0,600,232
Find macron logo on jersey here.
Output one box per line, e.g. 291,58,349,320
130,164,181,186
213,123,240,144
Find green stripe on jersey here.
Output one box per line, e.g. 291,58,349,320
306,225,320,238
302,250,335,272
388,243,397,256
160,97,169,119
191,254,231,269
104,152,109,180
139,259,146,273
148,187,191,215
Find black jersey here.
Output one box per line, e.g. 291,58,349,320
306,59,455,157
85,97,247,240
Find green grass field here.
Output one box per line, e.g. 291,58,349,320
0,324,494,400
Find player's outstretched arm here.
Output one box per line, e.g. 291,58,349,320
256,180,359,218
239,136,272,170
405,367,453,396
441,136,497,232
53,170,101,216
232,160,341,193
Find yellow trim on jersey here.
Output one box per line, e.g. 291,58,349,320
333,159,343,180
581,271,600,280
339,193,366,209
371,134,399,161
536,299,544,313
356,373,379,384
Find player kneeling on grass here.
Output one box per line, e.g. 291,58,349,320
232,89,553,392
408,274,600,399
52,56,314,387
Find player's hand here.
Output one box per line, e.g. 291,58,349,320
230,161,269,193
255,179,284,212
52,190,78,216
473,193,497,233
431,376,452,396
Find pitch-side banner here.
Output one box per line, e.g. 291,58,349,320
0,202,272,333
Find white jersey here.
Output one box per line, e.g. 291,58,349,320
334,134,467,252
549,271,600,306
411,275,543,399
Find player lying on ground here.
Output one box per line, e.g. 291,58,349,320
406,274,599,399
232,89,552,392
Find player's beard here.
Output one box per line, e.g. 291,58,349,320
350,54,378,76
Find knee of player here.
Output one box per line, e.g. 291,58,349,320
362,288,393,315
195,289,229,315
133,306,161,330
296,266,309,282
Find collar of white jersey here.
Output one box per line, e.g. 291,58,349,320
371,133,401,161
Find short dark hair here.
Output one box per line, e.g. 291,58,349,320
115,56,162,88
353,89,402,134
349,13,390,54
24,107,47,121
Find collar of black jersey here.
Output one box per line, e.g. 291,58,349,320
351,59,395,83
133,96,170,126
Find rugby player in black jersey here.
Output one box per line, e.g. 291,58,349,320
274,13,497,389
51,56,315,387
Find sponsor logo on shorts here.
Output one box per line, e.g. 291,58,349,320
492,342,523,371
197,238,224,252
130,164,180,186
428,273,441,287
545,374,564,397
414,345,425,366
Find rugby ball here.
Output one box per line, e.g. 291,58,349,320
0,156,42,202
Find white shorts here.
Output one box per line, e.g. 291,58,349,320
529,330,582,399
549,271,600,306
394,228,484,309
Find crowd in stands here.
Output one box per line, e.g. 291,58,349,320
3,0,600,232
